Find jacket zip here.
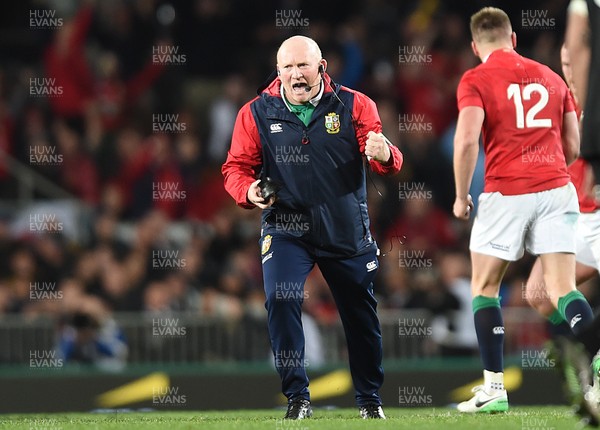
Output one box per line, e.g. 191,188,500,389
264,114,321,243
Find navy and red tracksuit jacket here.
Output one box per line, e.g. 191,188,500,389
222,74,403,257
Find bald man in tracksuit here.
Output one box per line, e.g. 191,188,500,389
222,36,403,420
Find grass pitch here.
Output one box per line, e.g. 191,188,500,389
0,406,587,430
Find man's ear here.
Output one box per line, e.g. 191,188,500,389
511,32,517,49
471,41,479,58
319,58,327,74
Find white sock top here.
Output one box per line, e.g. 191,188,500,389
484,369,505,392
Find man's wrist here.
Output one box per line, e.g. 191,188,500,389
246,184,256,206
380,146,392,165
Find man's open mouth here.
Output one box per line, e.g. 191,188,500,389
292,82,307,92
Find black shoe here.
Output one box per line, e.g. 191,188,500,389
359,404,386,419
550,336,599,427
284,398,313,419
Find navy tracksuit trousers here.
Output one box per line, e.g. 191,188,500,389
260,234,384,406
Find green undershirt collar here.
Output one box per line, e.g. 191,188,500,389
286,99,315,126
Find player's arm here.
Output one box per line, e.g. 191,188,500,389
453,106,483,219
565,0,590,108
222,101,265,209
562,110,581,166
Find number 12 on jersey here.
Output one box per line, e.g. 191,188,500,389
507,83,552,128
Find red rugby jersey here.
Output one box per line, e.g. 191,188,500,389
457,49,576,195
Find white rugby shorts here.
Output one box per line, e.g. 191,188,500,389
470,183,579,260
575,211,600,269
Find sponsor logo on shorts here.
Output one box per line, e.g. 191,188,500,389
493,326,505,335
366,260,378,272
490,242,510,252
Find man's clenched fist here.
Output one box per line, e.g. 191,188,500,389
365,131,391,163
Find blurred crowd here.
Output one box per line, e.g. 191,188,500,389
0,0,597,364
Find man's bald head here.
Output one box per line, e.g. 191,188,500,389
276,35,326,104
277,35,322,65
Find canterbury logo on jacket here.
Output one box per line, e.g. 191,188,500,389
222,73,403,257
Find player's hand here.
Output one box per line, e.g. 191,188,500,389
365,131,391,163
247,179,275,209
453,195,474,220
